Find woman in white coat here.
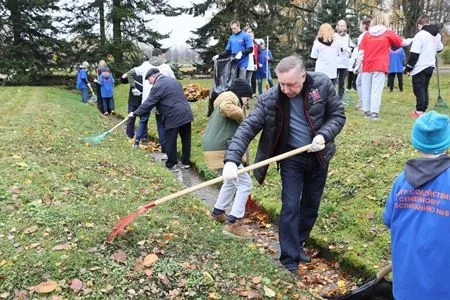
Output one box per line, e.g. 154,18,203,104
310,23,339,84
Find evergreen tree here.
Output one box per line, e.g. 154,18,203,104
62,0,182,71
0,0,63,83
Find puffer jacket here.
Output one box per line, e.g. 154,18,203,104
224,72,346,184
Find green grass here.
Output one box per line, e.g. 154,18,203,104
0,87,311,298
113,74,450,276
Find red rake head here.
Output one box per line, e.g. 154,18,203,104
106,203,156,244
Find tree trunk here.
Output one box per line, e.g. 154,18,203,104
111,0,122,63
5,0,22,45
402,0,422,37
99,0,106,50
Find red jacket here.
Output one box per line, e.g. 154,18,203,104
359,26,403,73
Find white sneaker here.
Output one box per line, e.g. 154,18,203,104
160,153,168,160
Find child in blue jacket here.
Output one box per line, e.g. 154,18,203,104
75,61,90,103
384,111,450,300
387,48,405,92
95,68,115,115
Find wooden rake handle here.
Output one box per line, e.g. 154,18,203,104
376,263,392,281
107,117,129,134
150,144,312,207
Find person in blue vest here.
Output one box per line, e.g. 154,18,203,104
75,61,91,103
387,47,406,92
213,20,254,84
384,111,450,300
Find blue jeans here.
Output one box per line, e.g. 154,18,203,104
135,113,149,142
127,103,140,138
102,97,114,113
279,150,328,271
81,88,88,103
257,76,274,95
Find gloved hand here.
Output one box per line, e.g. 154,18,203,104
212,54,219,61
309,135,325,152
132,88,141,96
234,51,243,60
128,112,135,118
222,162,238,182
121,73,128,79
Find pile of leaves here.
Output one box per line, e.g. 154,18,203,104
183,84,209,102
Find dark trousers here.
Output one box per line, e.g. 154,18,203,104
336,68,348,100
155,114,165,153
387,72,403,92
163,122,191,168
127,103,140,138
279,151,328,271
412,67,434,112
347,72,357,90
102,97,114,113
251,71,257,94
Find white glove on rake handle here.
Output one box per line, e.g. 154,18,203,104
222,162,238,182
132,88,141,96
309,135,325,152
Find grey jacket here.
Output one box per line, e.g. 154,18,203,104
224,72,346,184
134,74,193,129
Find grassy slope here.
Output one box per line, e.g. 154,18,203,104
0,87,311,298
113,74,450,276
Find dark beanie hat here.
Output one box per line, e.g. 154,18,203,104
145,68,160,79
229,78,253,98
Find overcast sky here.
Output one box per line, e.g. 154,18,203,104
152,0,213,48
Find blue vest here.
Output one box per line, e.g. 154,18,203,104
225,31,253,69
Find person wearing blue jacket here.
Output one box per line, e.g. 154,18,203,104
129,68,194,171
256,39,274,95
95,67,115,115
383,111,450,300
387,48,406,92
212,20,254,84
75,61,91,103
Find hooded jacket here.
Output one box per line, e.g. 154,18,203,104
310,38,339,79
383,155,450,300
224,72,346,184
405,24,444,75
359,25,403,73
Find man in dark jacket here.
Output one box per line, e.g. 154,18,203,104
129,68,194,171
223,56,346,275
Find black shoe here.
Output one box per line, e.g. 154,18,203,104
299,248,311,263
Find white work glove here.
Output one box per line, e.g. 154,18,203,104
128,112,134,118
212,54,219,61
121,73,128,79
402,38,413,47
222,162,238,182
309,135,325,152
234,51,243,59
132,88,141,96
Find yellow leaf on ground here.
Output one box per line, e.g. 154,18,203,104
23,226,38,234
143,253,158,267
52,244,72,251
34,280,58,293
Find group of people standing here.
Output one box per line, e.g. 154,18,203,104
73,12,449,297
311,12,443,120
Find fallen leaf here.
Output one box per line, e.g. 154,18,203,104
14,290,28,300
263,286,276,298
252,276,262,284
52,244,72,251
110,250,127,264
70,279,83,293
143,253,158,267
34,280,58,293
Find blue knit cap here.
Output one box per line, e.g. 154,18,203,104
411,111,450,154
